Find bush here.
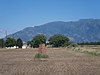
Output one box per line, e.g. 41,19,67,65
34,53,49,59
69,43,78,47
62,42,71,47
42,54,49,58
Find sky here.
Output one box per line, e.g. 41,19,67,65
0,0,100,37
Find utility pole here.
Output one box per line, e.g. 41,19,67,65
5,30,7,40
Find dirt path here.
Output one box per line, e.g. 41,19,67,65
0,48,100,75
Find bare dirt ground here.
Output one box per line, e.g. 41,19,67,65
0,48,100,75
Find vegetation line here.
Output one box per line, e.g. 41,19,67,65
72,47,100,56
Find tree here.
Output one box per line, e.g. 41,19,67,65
5,38,16,47
48,34,69,47
0,39,5,48
27,41,34,47
32,34,46,48
27,41,32,46
16,38,23,48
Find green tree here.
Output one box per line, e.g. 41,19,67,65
27,41,34,47
48,34,69,47
0,39,5,48
32,34,46,48
5,38,16,47
16,38,23,48
27,41,31,46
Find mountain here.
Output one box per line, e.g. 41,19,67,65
7,19,100,42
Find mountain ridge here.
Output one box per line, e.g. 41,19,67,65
7,19,100,42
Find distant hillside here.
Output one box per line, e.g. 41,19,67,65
7,19,100,42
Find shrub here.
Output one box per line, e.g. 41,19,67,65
69,43,78,47
41,54,49,58
34,53,49,59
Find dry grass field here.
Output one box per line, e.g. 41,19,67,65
72,45,100,56
0,47,100,75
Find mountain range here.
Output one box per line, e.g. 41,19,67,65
7,19,100,42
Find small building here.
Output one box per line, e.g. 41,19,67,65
22,44,27,49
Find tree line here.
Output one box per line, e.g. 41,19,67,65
0,34,100,48
0,38,23,48
0,34,70,48
78,42,100,45
27,34,69,48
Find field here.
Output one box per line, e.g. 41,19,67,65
0,47,100,75
72,45,100,56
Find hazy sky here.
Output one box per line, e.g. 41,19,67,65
0,0,100,35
